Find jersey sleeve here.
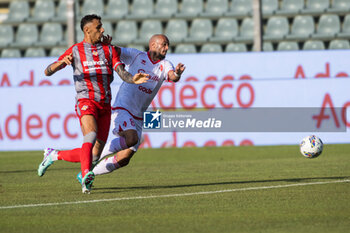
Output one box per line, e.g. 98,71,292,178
56,46,73,69
164,60,175,81
111,46,124,71
120,47,141,66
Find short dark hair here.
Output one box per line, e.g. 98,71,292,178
80,14,101,31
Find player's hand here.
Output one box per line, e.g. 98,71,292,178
132,72,149,84
102,35,112,44
61,53,73,65
175,63,186,77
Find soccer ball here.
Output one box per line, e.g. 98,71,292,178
300,135,323,159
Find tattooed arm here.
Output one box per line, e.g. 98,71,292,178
115,65,149,84
44,53,73,76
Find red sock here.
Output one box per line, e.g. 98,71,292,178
81,142,93,178
57,148,81,162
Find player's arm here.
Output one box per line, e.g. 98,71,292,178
44,53,73,76
111,43,149,84
115,65,149,84
168,63,186,82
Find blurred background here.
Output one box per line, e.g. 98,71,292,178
0,0,349,57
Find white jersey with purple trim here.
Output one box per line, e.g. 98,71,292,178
113,47,175,118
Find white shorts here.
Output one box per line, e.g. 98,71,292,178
111,109,143,151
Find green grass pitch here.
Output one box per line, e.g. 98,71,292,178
0,144,349,233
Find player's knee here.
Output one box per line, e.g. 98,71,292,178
125,132,138,147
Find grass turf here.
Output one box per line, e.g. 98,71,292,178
0,145,349,233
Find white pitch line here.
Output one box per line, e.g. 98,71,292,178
1,179,349,210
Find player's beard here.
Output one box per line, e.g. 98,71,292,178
158,51,166,60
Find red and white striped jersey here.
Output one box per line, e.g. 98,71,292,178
57,40,123,104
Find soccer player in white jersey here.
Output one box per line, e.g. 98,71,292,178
78,34,185,180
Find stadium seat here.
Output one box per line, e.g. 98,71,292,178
236,17,254,42
165,19,188,43
276,0,304,15
176,0,204,18
36,23,63,47
12,23,39,47
105,0,128,20
286,15,315,40
264,16,289,40
53,0,79,22
262,0,279,16
49,47,67,57
200,43,223,53
5,0,30,23
154,0,178,18
135,20,163,44
225,0,252,17
338,14,350,38
302,0,329,14
24,48,46,57
127,0,153,19
184,19,213,43
0,24,14,48
80,0,104,16
312,14,341,39
60,30,68,46
174,44,197,53
329,39,350,49
225,43,247,52
28,0,55,23
328,0,350,13
201,0,228,17
263,42,274,51
277,41,299,51
103,21,114,37
127,44,146,51
302,40,326,50
1,48,21,58
210,18,239,43
113,20,138,44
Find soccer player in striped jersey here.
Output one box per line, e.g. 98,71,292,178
86,34,185,180
37,14,149,194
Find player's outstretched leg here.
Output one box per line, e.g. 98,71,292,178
76,136,128,183
81,171,95,194
37,148,58,177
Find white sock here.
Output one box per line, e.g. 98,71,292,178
93,156,120,175
99,137,129,161
51,150,59,161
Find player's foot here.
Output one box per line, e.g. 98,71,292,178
76,160,98,185
38,148,57,177
82,171,95,194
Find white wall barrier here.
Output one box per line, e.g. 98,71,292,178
1,50,350,87
1,79,349,151
0,50,349,151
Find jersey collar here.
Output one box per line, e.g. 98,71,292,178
147,51,161,64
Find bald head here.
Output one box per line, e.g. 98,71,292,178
148,34,169,61
149,34,168,48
